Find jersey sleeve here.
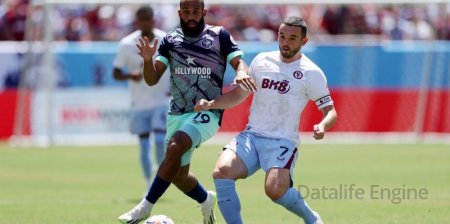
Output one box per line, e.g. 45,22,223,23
248,53,261,80
219,27,244,64
155,35,170,67
307,70,333,109
113,42,128,69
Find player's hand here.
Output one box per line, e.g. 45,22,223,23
235,71,257,92
313,124,325,140
129,73,143,82
136,37,158,62
194,99,212,112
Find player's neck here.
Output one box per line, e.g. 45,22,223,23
141,32,155,41
280,52,302,64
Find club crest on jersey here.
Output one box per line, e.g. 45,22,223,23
201,35,214,49
293,70,303,79
261,78,290,94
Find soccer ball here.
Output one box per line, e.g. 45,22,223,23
144,214,174,224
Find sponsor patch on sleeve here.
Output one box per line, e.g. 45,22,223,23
315,95,333,107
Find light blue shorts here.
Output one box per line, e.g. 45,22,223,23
166,111,220,166
129,105,168,135
224,130,299,178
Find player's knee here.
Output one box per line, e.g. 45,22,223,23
265,184,287,200
165,140,187,159
212,165,234,179
165,132,191,157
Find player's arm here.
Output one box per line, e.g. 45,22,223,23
136,37,167,86
113,68,142,82
229,57,257,92
194,86,251,112
313,105,337,140
220,27,257,92
142,59,167,86
307,68,337,140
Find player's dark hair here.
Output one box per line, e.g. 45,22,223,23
136,6,154,20
180,0,204,9
282,16,307,38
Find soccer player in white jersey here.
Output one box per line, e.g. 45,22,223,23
113,6,170,191
118,1,256,224
194,16,337,224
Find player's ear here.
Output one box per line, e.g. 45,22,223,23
203,8,207,16
301,37,308,46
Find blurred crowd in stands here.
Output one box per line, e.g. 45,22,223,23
1,0,449,41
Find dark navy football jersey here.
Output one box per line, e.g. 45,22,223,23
156,25,244,119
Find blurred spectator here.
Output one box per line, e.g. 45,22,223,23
64,10,90,41
0,2,448,41
381,7,409,40
403,8,435,40
3,0,28,41
436,16,450,40
321,5,343,35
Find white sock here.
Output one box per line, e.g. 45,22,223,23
200,192,211,207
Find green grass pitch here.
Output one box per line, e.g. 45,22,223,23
0,143,449,224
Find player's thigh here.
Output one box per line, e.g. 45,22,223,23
179,112,219,165
222,131,260,178
213,149,248,180
166,112,219,166
258,138,298,175
179,111,219,147
258,137,298,191
129,110,151,135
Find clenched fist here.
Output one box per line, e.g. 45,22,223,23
194,99,213,112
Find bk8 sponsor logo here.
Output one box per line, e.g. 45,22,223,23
261,78,290,94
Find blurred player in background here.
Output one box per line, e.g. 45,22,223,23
194,16,337,224
113,6,170,191
118,0,256,224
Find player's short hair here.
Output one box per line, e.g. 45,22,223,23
282,16,307,38
136,6,154,20
180,0,204,9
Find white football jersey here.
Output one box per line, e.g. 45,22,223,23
246,51,333,145
114,29,171,111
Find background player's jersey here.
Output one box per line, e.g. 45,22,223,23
246,51,333,145
114,29,171,111
156,25,243,120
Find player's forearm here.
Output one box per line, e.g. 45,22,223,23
236,59,248,74
113,68,130,80
320,107,337,131
230,57,248,73
209,86,250,110
142,60,161,86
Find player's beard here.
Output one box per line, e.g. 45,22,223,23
180,17,205,37
279,46,301,59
